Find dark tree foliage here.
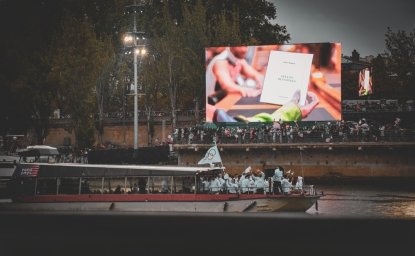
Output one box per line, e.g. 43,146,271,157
0,0,63,139
385,27,415,99
0,0,291,143
205,0,290,45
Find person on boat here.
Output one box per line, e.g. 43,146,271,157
131,183,138,194
294,176,304,193
281,175,293,195
238,166,251,190
237,174,244,189
182,177,192,193
161,178,170,193
248,176,256,194
138,178,147,194
218,173,226,193
201,177,210,194
253,170,265,194
264,177,271,194
114,185,122,194
272,167,283,194
209,175,221,194
223,173,230,193
225,176,239,194
286,170,295,184
241,174,250,194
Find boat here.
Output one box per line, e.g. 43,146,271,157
16,145,60,163
1,159,321,212
0,141,54,198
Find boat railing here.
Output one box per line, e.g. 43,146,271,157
203,185,318,196
301,185,316,196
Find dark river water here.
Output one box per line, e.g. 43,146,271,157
1,184,414,255
306,184,415,218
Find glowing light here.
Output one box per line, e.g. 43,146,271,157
134,48,147,56
123,35,133,43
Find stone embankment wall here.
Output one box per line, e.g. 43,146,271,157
44,125,415,179
175,143,415,179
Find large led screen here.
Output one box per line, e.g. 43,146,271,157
358,67,373,97
205,43,342,122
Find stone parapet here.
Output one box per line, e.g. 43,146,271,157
174,142,415,178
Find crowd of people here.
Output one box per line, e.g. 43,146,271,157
342,99,413,113
199,166,304,195
168,117,414,145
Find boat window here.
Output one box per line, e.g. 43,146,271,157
126,177,148,194
173,176,194,194
37,156,57,163
58,178,80,195
103,177,125,194
144,176,195,194
151,176,171,194
13,178,36,196
81,178,103,194
37,178,57,195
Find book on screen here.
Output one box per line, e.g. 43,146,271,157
260,51,313,106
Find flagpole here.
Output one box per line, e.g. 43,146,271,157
213,139,224,169
213,138,223,168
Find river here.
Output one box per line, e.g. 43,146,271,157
1,184,414,255
306,184,415,219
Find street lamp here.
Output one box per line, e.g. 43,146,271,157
123,0,147,150
124,34,146,150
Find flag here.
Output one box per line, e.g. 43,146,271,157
20,165,40,177
198,145,222,165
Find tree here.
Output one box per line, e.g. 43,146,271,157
0,0,64,139
26,51,58,144
48,15,112,149
205,0,290,45
371,54,390,98
181,0,209,123
95,52,116,146
150,3,188,131
385,27,415,98
140,54,164,146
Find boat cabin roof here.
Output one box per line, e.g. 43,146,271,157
13,163,224,178
17,145,59,157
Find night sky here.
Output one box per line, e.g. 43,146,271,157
272,0,415,57
1,0,414,58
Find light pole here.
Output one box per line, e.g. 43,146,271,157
123,0,146,150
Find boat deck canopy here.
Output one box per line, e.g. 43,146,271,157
17,145,59,157
13,163,223,178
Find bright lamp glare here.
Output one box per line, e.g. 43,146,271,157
124,35,133,43
134,48,147,56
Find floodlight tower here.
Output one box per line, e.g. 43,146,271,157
123,0,147,150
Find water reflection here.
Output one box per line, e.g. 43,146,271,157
307,185,415,219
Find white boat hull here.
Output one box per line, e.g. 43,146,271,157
1,195,320,213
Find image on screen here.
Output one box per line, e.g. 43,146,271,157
358,67,373,97
205,43,342,123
